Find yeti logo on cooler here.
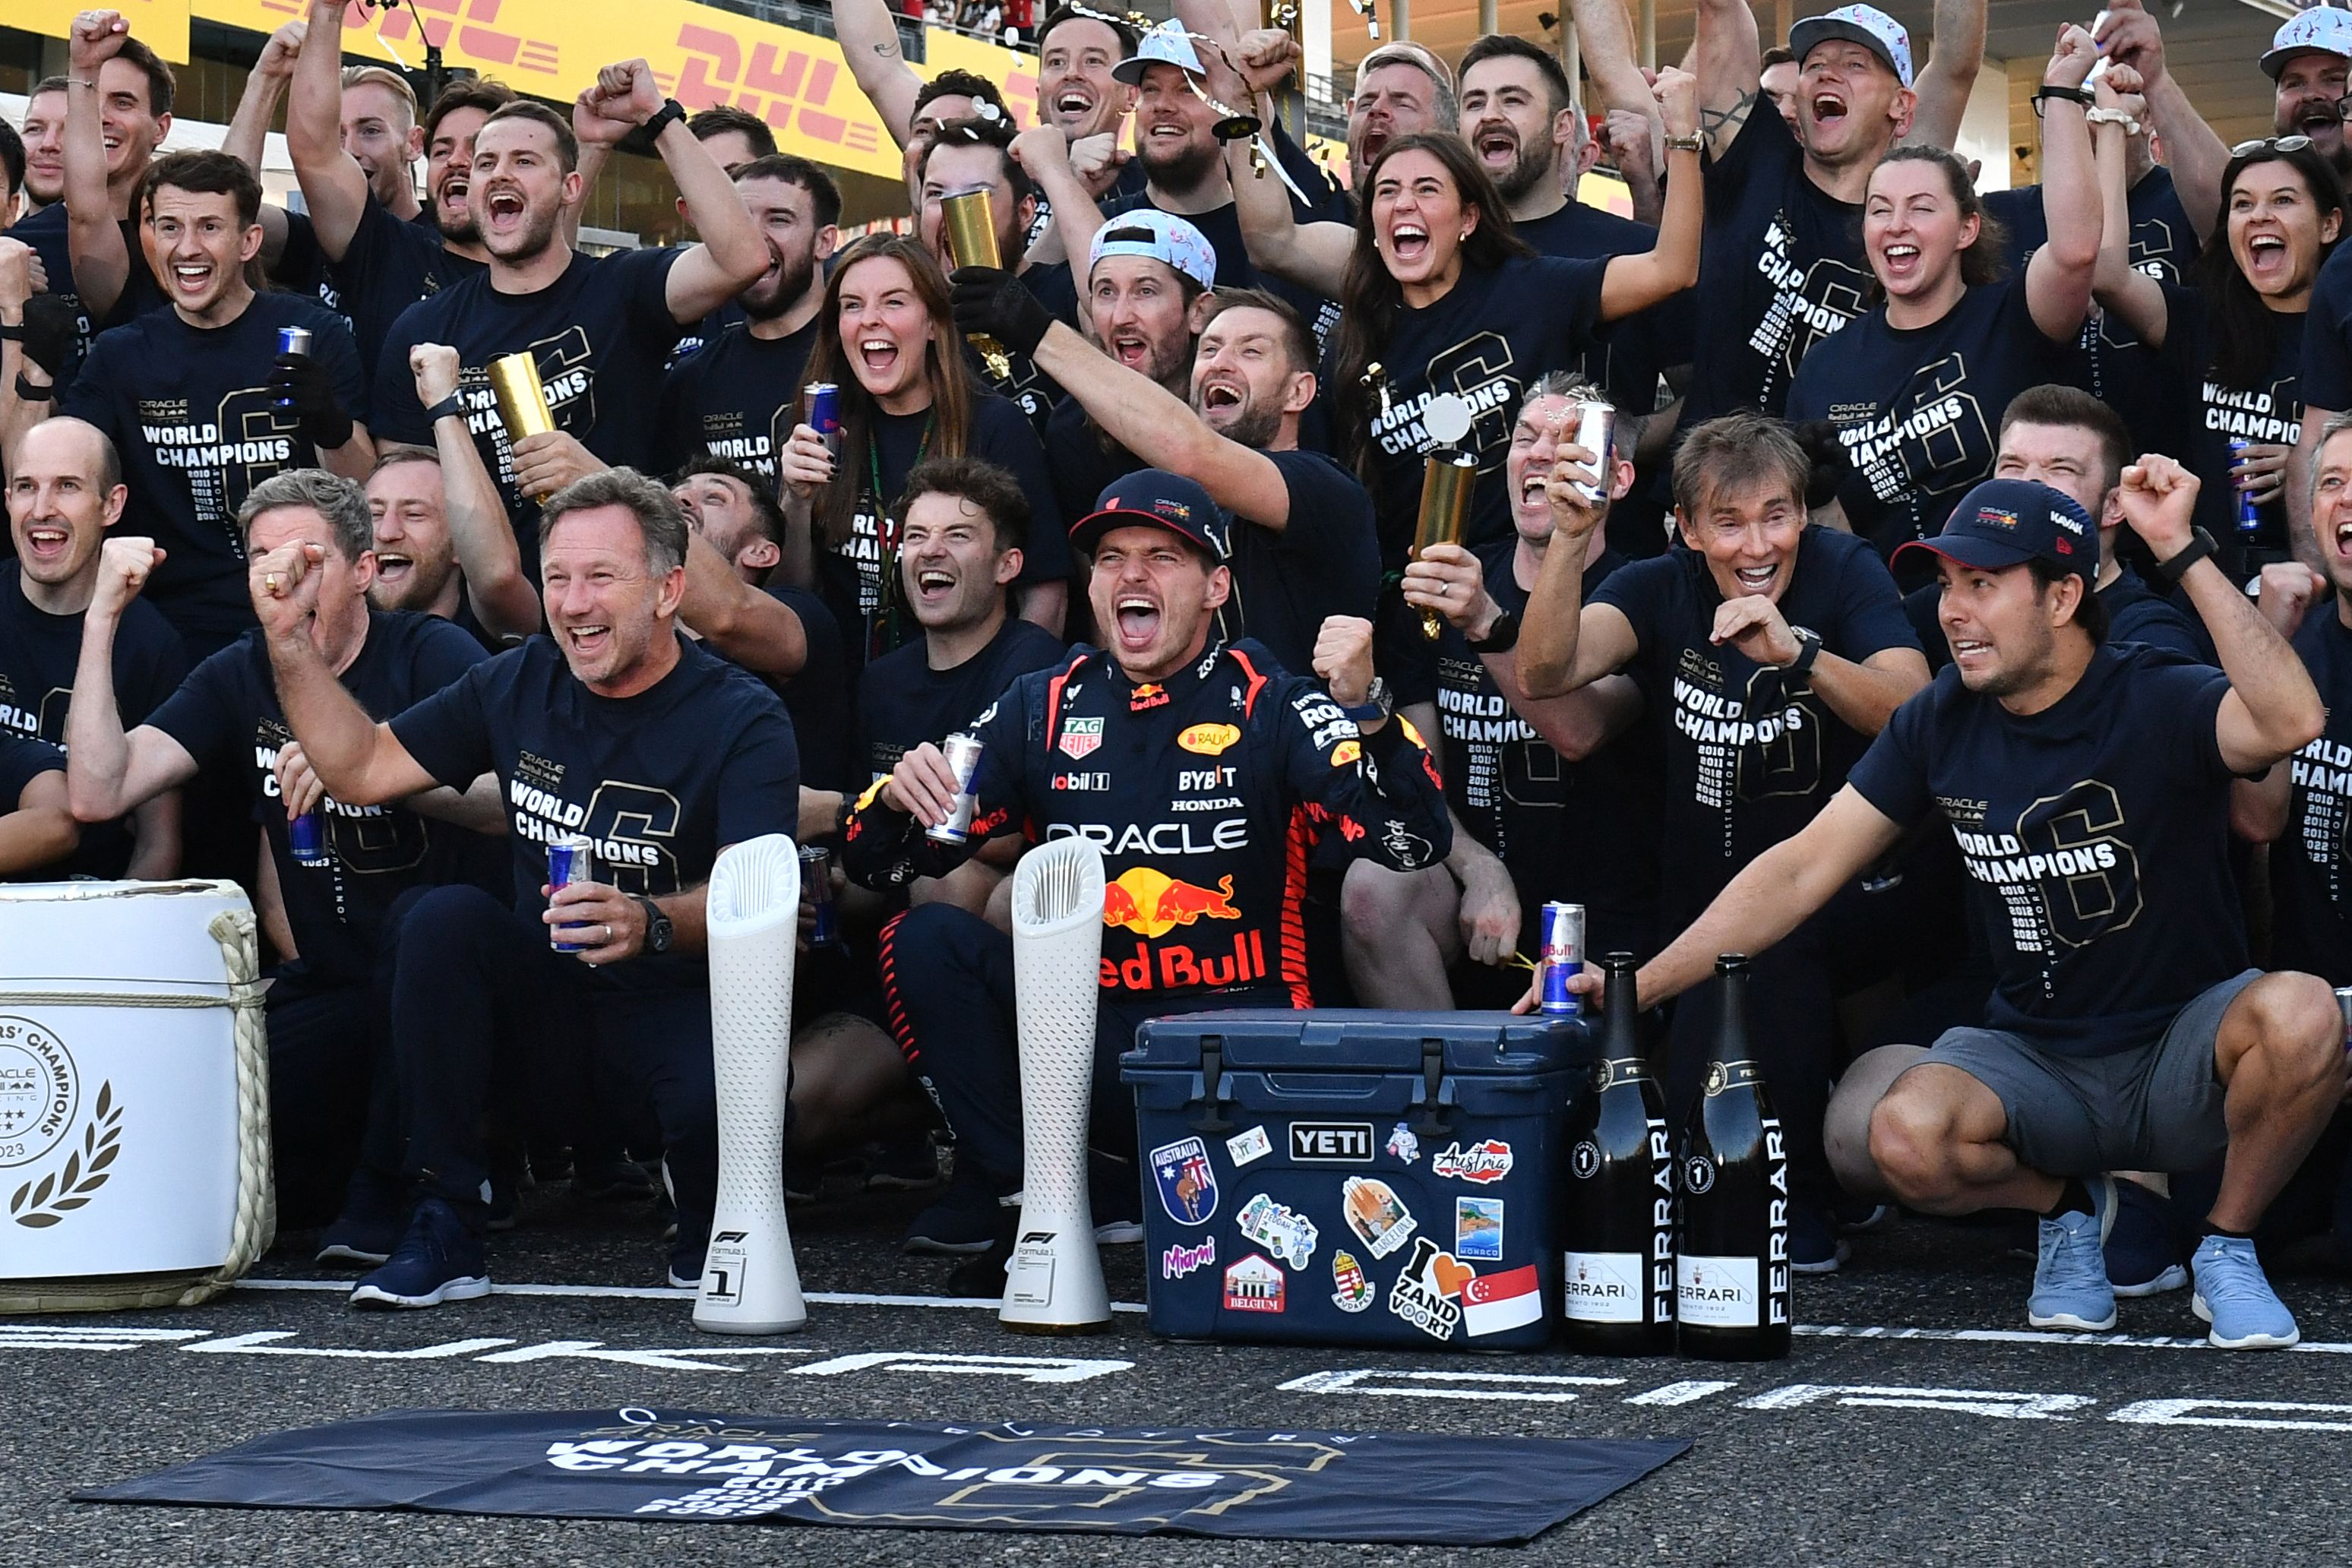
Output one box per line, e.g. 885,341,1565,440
1288,1122,1374,1162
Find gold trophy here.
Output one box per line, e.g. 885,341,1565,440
940,185,1014,381
488,351,558,499
1414,392,1479,640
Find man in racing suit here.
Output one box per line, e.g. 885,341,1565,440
842,469,1451,1253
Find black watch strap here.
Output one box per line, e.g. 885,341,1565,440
1468,609,1521,653
2034,84,2094,109
1789,625,1822,675
424,392,466,422
635,895,672,954
623,98,688,155
0,321,22,342
2154,527,2218,586
14,371,56,402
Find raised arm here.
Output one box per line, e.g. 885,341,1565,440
1689,0,1763,160
2120,455,2325,771
64,539,202,821
1709,591,1929,735
2231,562,2329,841
1598,69,1703,321
250,542,442,806
1906,0,1987,150
1573,0,1668,121
2088,65,2167,346
1010,127,1106,270
2098,0,2230,246
289,0,377,261
574,62,767,324
678,533,809,677
832,0,926,150
411,344,539,640
63,14,133,321
2023,27,2101,342
1511,454,1645,696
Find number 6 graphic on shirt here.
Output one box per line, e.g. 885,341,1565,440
580,780,683,897
2018,779,2144,950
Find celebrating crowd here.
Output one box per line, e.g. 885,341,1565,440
2,0,2350,1352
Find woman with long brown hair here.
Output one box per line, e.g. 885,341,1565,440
778,233,1066,662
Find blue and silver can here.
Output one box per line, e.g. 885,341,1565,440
801,843,841,948
548,834,596,953
804,381,843,458
1538,900,1585,1016
2336,986,2352,1052
287,808,330,865
2230,439,2262,536
927,732,985,845
275,325,313,411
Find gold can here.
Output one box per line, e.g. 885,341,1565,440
940,185,1003,270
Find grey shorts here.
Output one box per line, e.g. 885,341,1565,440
1921,970,2260,1177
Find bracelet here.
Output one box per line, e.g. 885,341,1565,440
68,78,97,90
424,392,466,422
1663,133,1703,153
14,372,57,402
2084,107,2141,134
0,321,21,342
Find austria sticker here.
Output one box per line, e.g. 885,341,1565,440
1461,1265,1543,1338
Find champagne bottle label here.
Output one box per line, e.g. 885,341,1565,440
1702,1059,1768,1096
1677,1253,1762,1327
1562,1251,1647,1322
1595,1058,1658,1092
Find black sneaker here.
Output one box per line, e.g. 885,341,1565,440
315,1176,408,1267
904,1173,1011,1255
865,1131,944,1191
486,1168,520,1233
349,1197,490,1310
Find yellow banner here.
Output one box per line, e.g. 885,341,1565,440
183,0,1037,182
16,0,192,64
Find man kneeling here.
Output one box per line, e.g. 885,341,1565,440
1560,468,2344,1348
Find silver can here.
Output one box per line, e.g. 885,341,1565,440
1569,400,1617,504
2336,986,2352,1051
927,732,985,844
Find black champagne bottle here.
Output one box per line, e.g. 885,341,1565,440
1675,954,1792,1361
1560,952,1676,1354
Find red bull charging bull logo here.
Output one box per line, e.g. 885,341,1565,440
1102,868,1242,939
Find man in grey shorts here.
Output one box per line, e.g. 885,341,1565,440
1550,468,2347,1348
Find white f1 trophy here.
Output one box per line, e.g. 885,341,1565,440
1001,835,1112,1332
694,834,805,1334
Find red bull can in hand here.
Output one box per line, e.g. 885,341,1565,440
2230,440,2261,537
928,732,985,844
1540,901,1586,1016
548,835,596,952
804,382,843,459
287,808,329,865
801,843,842,949
275,326,313,411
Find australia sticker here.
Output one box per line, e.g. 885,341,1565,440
1149,1136,1219,1225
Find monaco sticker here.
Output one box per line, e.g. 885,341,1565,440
1455,1197,1503,1261
1432,1140,1515,1184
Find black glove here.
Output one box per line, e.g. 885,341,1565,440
20,296,80,382
269,351,354,450
948,265,1052,359
1788,419,1848,511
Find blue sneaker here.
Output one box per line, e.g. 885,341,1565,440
315,1174,407,1267
2105,1178,2187,1298
2028,1175,2116,1331
2190,1234,2301,1349
349,1197,491,1310
1791,1203,1851,1274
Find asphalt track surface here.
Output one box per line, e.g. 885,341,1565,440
11,1177,2352,1566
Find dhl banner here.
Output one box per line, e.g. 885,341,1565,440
17,0,191,63
23,0,1037,182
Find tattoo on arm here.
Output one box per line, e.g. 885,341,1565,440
1701,89,1757,144
874,40,901,58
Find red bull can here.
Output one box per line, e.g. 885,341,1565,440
1568,402,1617,504
275,325,313,411
287,808,329,865
548,834,596,952
2230,440,2261,536
804,382,843,458
800,842,842,948
927,732,985,844
1539,901,1585,1016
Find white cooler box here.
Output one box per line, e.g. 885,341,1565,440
0,880,273,1310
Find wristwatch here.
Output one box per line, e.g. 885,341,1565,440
621,97,688,155
2032,84,2094,116
2153,526,2218,586
14,372,55,402
1468,609,1522,653
1788,625,1823,676
1663,133,1704,153
635,896,674,956
1339,676,1393,725
424,392,466,423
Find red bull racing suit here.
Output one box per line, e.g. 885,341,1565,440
843,637,1452,1190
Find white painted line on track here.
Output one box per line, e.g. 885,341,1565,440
1796,1323,2352,1355
233,1279,1151,1314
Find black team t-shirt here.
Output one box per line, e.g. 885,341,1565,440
2302,242,2352,417
826,393,1070,668
6,204,169,357
2101,568,2214,662
1591,526,1919,919
1393,539,1661,961
0,733,65,851
1846,643,2242,1056
1351,252,1608,563
1786,277,2086,567
371,248,687,573
653,318,821,481
763,583,855,794
324,192,487,384
388,633,801,993
858,614,1068,784
144,611,491,984
0,564,188,877
1683,106,1867,427
2273,607,2352,982
61,294,368,655
1044,396,1146,528
1217,448,1380,675
2156,283,2306,556
1514,199,1680,416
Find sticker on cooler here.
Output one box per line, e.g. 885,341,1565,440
1562,1250,1646,1323
1461,1265,1544,1338
1223,1253,1285,1313
1431,1139,1514,1184
1341,1176,1418,1258
1385,1122,1421,1164
1678,1254,1762,1327
1331,1249,1375,1312
1386,1236,1468,1341
1149,1135,1219,1225
1236,1193,1319,1269
1455,1197,1503,1261
1162,1238,1216,1279
1225,1125,1272,1168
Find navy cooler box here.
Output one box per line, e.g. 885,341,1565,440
1122,1010,1592,1351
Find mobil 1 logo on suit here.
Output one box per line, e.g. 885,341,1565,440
1289,1123,1374,1163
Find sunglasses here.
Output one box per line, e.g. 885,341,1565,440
2231,134,2315,156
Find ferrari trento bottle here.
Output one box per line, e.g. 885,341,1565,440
1675,954,1791,1361
1560,952,1675,1355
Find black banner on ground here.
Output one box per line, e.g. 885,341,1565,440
83,1408,1690,1543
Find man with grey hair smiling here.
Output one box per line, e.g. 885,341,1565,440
62,466,498,1229
270,465,802,1308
